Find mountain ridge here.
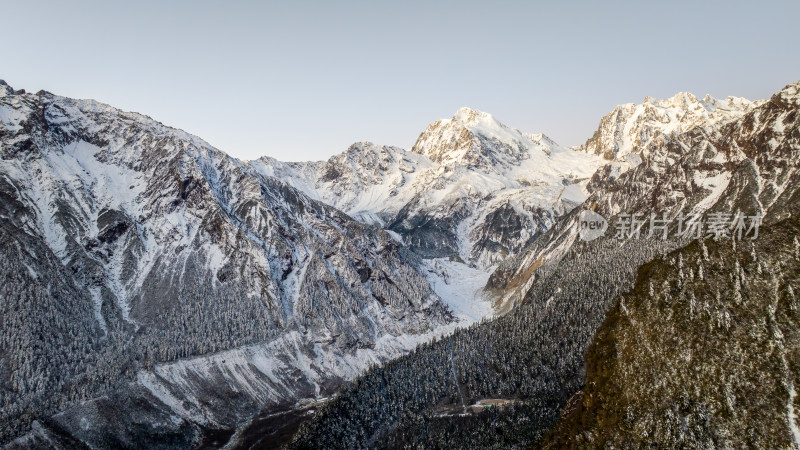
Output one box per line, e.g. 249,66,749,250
544,216,800,448
0,81,456,446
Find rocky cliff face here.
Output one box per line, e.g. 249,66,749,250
579,92,762,161
410,107,532,170
577,92,763,194
0,83,453,446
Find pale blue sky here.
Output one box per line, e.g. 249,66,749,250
2,1,798,161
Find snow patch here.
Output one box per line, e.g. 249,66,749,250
692,171,732,213
422,258,494,324
88,287,108,335
789,384,800,448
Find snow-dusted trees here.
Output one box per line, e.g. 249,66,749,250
289,234,674,448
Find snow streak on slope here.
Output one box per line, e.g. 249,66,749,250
789,384,800,448
422,259,494,324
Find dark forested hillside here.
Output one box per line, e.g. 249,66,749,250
287,237,673,449
545,217,800,448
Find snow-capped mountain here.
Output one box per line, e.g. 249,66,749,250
411,107,541,169
260,108,605,269
0,81,456,446
578,92,763,189
491,81,800,312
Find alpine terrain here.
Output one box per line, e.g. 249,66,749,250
0,77,798,449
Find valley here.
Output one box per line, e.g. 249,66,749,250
1,78,798,448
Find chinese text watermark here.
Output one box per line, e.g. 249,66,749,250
579,211,762,241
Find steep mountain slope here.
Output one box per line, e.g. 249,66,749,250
0,81,454,446
258,108,605,269
288,81,800,448
545,217,800,448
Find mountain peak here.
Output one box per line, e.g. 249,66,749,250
450,107,509,135
581,90,760,161
345,141,378,153
408,108,581,175
774,80,800,107
412,108,530,167
452,106,495,123
0,80,13,97
643,92,700,109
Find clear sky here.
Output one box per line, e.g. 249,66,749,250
2,0,798,161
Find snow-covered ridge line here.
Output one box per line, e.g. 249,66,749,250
577,91,763,163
